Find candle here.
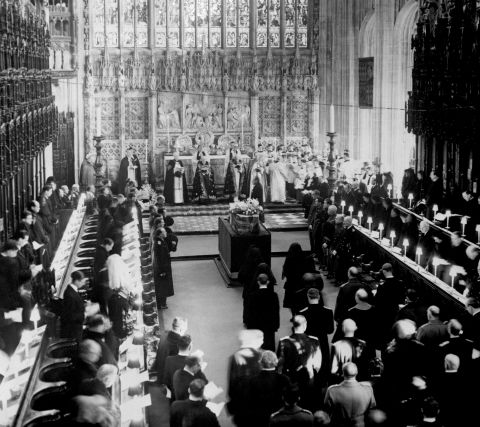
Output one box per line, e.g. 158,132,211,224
390,230,396,247
476,224,480,244
402,238,409,256
144,140,148,163
340,200,345,214
329,104,335,133
348,205,354,216
432,257,440,281
432,204,438,220
461,216,468,237
446,210,452,229
30,304,40,330
378,223,384,240
387,184,392,199
96,105,101,136
367,217,372,233
357,210,363,226
416,247,422,265
449,266,457,287
408,193,413,209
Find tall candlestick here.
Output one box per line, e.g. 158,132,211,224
402,238,409,257
461,216,468,237
449,267,456,288
387,184,392,199
340,200,345,214
416,247,422,266
144,140,148,163
432,257,440,282
390,230,396,247
367,217,372,233
432,204,438,220
348,205,354,216
446,210,451,229
329,104,335,133
378,223,384,240
408,193,413,209
358,211,363,226
96,105,102,136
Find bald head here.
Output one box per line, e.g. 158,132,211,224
427,305,440,321
348,267,359,279
342,318,357,336
343,362,358,379
444,354,460,372
355,288,369,304
292,315,307,333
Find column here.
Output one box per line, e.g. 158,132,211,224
149,89,157,184
280,81,287,145
119,89,126,157
309,89,320,153
251,94,259,146
149,0,155,49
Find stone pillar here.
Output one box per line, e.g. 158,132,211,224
310,89,320,153
280,89,287,146
119,88,126,157
251,94,259,147
149,89,157,184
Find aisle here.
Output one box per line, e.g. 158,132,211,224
157,251,339,426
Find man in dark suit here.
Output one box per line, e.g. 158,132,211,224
92,238,113,313
270,384,314,426
244,274,280,351
172,355,208,401
60,270,87,342
247,351,291,426
299,287,334,378
163,334,192,390
153,317,188,380
334,267,369,326
324,363,376,427
426,169,444,209
438,319,474,373
170,379,220,427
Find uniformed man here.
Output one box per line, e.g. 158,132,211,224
277,315,322,411
270,384,314,426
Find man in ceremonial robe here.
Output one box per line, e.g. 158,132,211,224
192,151,216,203
164,151,189,204
117,147,142,194
79,153,96,191
224,149,248,201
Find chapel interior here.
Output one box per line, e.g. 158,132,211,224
1,0,480,426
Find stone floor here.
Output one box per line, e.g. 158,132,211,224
150,231,339,427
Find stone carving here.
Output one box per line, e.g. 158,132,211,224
184,98,223,131
157,101,181,129
227,102,250,130
195,129,214,149
83,0,89,51
174,134,193,153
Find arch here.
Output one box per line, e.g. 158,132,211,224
63,20,69,37
390,0,419,188
359,10,375,58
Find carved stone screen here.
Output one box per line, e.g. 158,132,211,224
359,57,374,108
259,96,281,137
125,97,148,139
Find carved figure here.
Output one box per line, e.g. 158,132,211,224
149,65,156,91
185,104,194,128
157,103,169,129
169,109,180,128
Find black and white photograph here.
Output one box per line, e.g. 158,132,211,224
0,1,479,426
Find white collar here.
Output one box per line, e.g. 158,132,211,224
70,284,78,292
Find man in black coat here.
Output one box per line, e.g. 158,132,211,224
299,287,334,379
92,238,113,313
170,379,220,427
375,263,405,345
60,270,87,342
152,317,188,380
426,169,444,209
172,355,208,401
270,384,314,426
334,267,370,325
244,274,280,351
246,351,291,426
163,334,192,389
227,329,263,427
117,146,142,193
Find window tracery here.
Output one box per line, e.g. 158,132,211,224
92,0,309,50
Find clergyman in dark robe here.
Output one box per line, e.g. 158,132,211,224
117,147,142,194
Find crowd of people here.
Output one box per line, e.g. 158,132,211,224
0,177,80,367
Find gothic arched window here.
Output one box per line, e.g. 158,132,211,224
93,0,309,50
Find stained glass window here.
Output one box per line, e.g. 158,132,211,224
184,0,196,47
93,0,105,47
257,0,268,47
284,0,295,48
226,0,237,47
210,0,222,48
136,0,148,47
297,0,309,47
238,0,250,47
105,0,118,47
269,0,280,47
154,0,167,47
123,0,135,47
168,0,180,48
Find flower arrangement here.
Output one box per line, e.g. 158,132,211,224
229,198,263,216
139,183,157,203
